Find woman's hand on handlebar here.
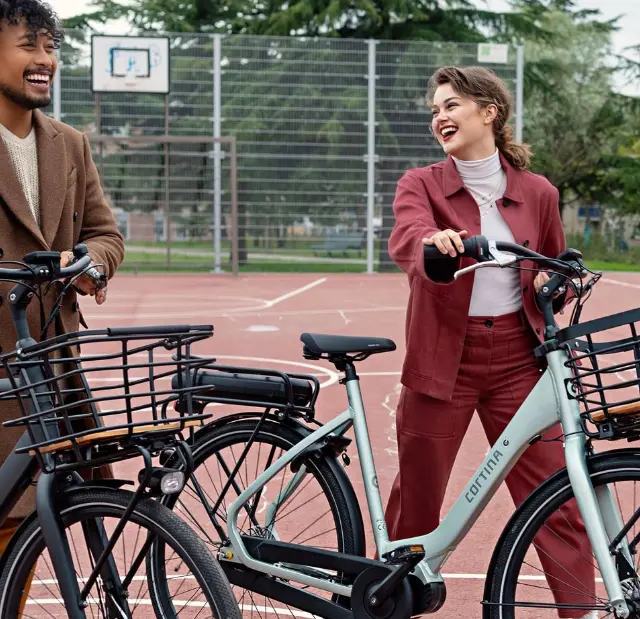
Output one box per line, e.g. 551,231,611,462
423,229,469,257
60,250,108,305
533,272,549,294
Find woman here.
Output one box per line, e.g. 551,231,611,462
384,66,596,618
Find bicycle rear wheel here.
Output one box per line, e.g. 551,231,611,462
151,417,365,618
0,486,242,619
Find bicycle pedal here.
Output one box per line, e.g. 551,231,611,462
382,544,425,566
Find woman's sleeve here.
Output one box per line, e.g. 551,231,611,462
387,171,459,282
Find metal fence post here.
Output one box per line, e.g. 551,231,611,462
366,39,377,275
213,33,223,273
53,48,62,121
515,45,524,143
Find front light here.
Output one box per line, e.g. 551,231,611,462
160,471,185,495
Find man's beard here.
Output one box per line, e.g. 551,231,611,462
0,81,51,110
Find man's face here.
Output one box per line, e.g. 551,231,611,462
0,20,56,111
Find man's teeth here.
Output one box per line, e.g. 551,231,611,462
26,74,50,83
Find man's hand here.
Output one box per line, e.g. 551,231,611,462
60,250,108,305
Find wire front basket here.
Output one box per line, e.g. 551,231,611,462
559,307,640,440
0,324,219,473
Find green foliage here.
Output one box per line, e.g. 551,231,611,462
521,9,640,215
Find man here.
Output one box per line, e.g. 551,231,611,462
0,0,125,602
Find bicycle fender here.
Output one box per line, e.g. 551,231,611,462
189,412,367,558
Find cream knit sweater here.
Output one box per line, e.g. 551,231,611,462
0,123,40,228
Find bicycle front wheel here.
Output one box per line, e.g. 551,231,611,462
485,451,640,619
0,486,242,619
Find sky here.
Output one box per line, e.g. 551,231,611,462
51,0,639,53
51,0,638,91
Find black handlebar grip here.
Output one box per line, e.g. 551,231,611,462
72,243,89,259
423,235,489,261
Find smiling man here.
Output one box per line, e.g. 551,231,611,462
0,0,124,608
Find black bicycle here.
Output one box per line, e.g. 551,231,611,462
0,245,241,619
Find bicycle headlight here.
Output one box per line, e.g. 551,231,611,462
160,471,185,495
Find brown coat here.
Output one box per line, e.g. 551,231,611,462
0,110,125,516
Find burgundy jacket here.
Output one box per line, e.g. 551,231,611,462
388,152,566,402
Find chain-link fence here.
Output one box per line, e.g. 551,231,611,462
50,33,523,273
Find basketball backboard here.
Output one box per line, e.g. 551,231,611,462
92,35,170,94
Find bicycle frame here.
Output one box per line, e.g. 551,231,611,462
224,345,631,615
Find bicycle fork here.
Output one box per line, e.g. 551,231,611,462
549,351,631,617
36,472,89,619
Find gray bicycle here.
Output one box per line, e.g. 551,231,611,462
152,235,640,619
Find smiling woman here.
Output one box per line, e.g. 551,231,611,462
384,65,598,619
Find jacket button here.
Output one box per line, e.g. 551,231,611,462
523,240,529,247
0,295,2,306
73,211,78,222
523,286,528,294
536,328,541,334
0,248,3,257
485,319,493,328
503,198,510,207
73,302,80,312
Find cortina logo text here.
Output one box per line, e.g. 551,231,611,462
465,450,504,503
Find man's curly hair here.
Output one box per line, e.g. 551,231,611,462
0,0,63,48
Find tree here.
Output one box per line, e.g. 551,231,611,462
521,8,638,216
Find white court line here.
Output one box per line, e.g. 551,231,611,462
86,355,341,391
262,278,326,308
602,277,640,290
85,278,328,320
28,571,606,586
359,371,401,377
83,304,405,321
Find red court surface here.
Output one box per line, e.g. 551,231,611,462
79,270,640,618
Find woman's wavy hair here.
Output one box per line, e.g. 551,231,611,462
426,66,532,170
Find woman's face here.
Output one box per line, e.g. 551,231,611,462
430,83,496,160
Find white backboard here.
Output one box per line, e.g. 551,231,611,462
92,35,170,94
477,43,509,65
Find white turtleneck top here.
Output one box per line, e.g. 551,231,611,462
452,149,522,317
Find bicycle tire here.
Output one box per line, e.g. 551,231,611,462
484,451,640,619
149,418,366,613
0,486,242,619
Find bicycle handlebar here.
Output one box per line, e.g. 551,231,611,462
423,235,586,278
423,234,591,338
0,244,93,284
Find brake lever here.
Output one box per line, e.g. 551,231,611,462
453,241,517,280
64,253,107,294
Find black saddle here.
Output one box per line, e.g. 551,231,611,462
301,333,396,361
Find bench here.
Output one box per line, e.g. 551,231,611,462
312,230,365,257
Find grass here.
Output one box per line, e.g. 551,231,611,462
120,234,640,275
584,260,640,272
120,251,367,273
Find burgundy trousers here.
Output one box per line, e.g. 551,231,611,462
384,311,596,617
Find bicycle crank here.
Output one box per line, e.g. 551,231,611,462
351,567,413,619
